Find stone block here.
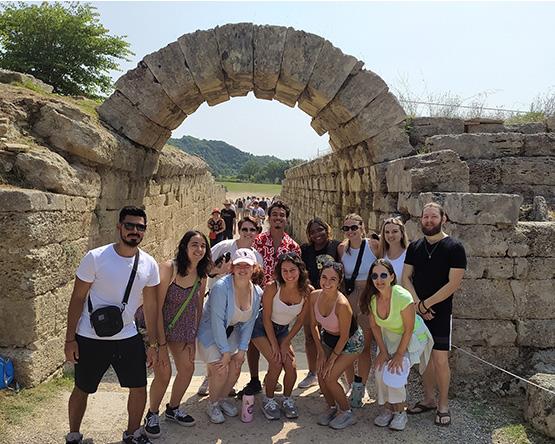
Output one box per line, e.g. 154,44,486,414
447,223,515,257
426,133,523,160
547,116,555,132
452,319,517,347
252,24,288,100
454,279,516,319
274,28,325,107
450,346,520,377
506,122,548,134
372,192,398,213
513,257,555,280
465,257,515,279
98,91,171,150
114,62,186,129
297,41,360,117
515,222,555,257
522,133,555,156
518,320,555,347
524,373,555,439
312,69,388,134
178,29,230,106
385,150,469,193
497,157,555,185
365,123,415,164
14,149,101,198
512,280,554,319
369,162,388,193
143,41,204,115
409,117,464,147
214,23,254,97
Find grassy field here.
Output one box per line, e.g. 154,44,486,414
217,181,282,196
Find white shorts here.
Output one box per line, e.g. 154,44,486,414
197,328,241,364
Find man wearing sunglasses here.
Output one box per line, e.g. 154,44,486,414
402,202,466,427
237,201,302,398
64,206,160,444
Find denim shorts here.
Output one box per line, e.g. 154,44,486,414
251,311,289,341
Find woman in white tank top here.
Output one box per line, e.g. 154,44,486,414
251,252,313,420
378,217,409,282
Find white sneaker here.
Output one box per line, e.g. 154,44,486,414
329,409,357,430
197,377,209,396
219,399,238,417
206,402,225,424
389,411,408,431
262,397,281,420
298,372,318,389
374,409,394,427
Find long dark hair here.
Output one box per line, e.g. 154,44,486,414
360,259,397,315
175,230,211,278
274,252,310,294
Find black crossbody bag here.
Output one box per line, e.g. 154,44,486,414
88,251,139,337
343,239,366,295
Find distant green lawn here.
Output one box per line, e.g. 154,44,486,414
217,181,282,196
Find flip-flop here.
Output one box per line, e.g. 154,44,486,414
435,410,451,426
407,402,436,415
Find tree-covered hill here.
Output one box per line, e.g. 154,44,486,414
168,135,304,183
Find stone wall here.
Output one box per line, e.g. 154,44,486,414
282,117,555,376
0,84,225,386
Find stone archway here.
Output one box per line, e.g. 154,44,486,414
97,23,406,155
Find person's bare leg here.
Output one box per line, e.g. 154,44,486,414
421,357,438,407
126,386,147,434
168,343,195,408
357,327,373,384
222,356,243,397
208,363,229,403
252,337,282,398
303,321,317,374
282,345,297,397
68,386,89,433
324,354,359,411
246,342,260,380
433,350,451,417
148,355,172,412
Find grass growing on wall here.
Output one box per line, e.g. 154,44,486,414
217,181,282,196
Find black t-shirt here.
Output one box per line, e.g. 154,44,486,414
301,240,341,288
220,208,236,231
404,236,467,316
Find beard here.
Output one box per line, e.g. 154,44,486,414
421,222,442,236
121,232,142,247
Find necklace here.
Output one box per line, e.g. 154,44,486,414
424,238,442,259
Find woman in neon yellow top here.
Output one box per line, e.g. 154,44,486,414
360,259,433,431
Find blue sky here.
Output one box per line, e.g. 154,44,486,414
93,1,555,159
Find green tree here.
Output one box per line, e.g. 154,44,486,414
0,2,132,97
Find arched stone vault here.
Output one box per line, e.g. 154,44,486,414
97,23,406,153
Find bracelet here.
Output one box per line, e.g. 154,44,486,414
418,300,429,314
422,300,430,313
331,350,339,356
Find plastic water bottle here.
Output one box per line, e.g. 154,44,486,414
241,386,255,422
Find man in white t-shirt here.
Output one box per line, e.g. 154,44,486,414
64,206,160,444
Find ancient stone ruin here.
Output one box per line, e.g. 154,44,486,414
0,25,553,434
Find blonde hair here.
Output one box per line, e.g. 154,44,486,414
378,217,409,258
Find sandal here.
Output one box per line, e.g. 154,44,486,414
435,410,451,427
407,402,436,415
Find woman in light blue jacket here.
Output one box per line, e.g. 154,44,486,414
197,248,263,424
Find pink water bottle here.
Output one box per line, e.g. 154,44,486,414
241,386,255,423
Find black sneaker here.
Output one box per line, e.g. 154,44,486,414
236,379,262,399
144,410,161,438
165,404,196,427
122,428,152,444
65,432,83,444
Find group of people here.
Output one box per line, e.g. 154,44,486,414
64,200,466,444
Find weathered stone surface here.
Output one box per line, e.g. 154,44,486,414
524,373,555,439
547,116,555,132
143,41,205,115
514,222,555,257
409,117,464,147
311,69,388,134
332,92,406,148
452,319,517,347
297,41,360,117
98,91,171,150
372,192,398,213
385,150,469,193
178,29,230,106
518,320,555,347
454,279,516,319
512,280,554,319
0,188,93,213
450,346,520,377
529,196,549,221
274,29,325,107
14,149,101,197
365,124,414,164
513,257,555,280
114,62,186,129
522,132,555,156
369,162,388,193
214,23,254,97
426,133,524,160
465,257,515,279
399,192,522,225
252,24,287,100
0,68,54,93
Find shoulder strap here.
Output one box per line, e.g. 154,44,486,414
87,250,139,314
351,239,366,282
167,278,200,332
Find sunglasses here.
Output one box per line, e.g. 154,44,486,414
122,222,147,232
341,224,360,232
278,252,300,261
321,261,344,273
370,272,389,280
240,227,258,233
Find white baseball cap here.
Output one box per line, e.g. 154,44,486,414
382,356,411,388
232,248,257,266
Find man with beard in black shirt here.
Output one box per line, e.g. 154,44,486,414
220,200,237,240
402,202,466,427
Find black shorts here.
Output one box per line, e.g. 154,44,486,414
74,334,147,393
424,313,452,351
